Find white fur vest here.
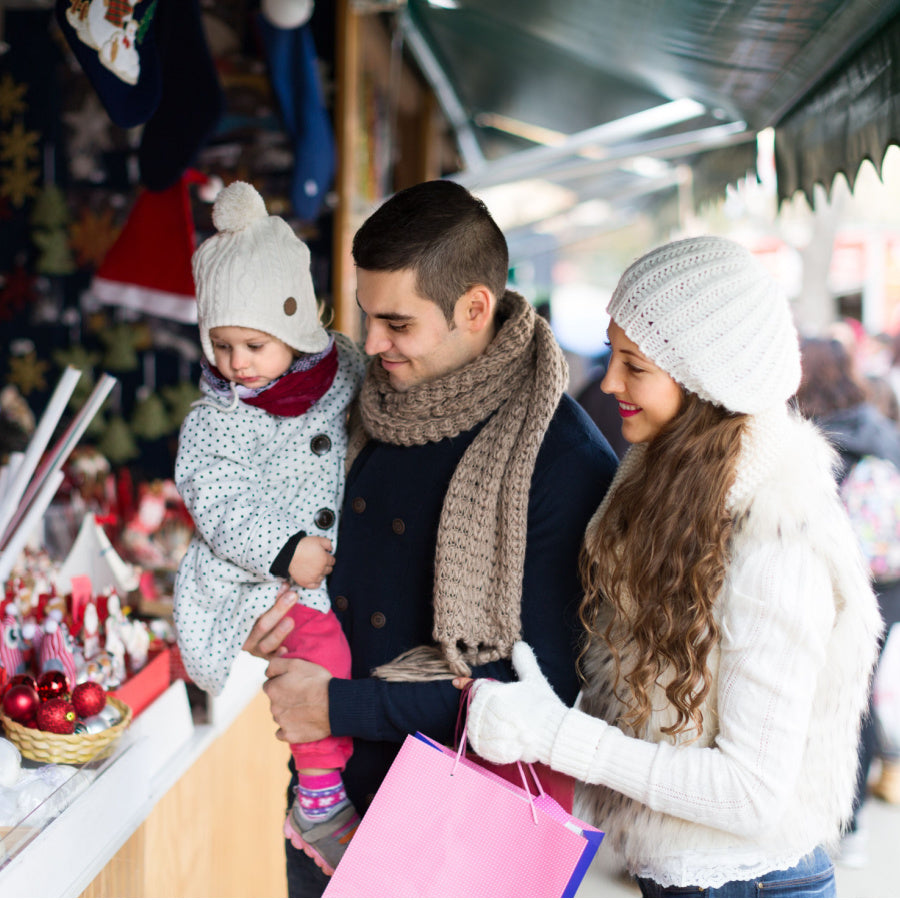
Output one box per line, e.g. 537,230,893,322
574,408,881,888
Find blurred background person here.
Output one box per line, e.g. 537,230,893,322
574,345,631,459
865,373,900,425
796,336,900,867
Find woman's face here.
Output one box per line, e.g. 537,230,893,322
601,320,683,444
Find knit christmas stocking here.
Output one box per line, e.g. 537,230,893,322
258,9,335,222
137,0,224,191
55,0,162,128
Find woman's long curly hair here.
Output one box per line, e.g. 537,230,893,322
579,391,749,740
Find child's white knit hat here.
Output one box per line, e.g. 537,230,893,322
192,181,328,365
606,235,800,414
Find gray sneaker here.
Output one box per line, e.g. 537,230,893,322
283,798,360,875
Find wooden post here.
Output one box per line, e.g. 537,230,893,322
332,0,361,340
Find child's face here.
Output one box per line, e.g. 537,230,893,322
600,320,683,444
208,326,295,389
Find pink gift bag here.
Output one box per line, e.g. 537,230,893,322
324,731,603,898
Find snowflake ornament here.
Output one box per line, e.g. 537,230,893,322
0,74,27,124
7,351,50,395
0,120,40,164
1,159,39,207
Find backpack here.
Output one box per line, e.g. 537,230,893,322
839,455,900,583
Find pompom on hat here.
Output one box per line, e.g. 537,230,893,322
192,180,328,365
606,236,801,415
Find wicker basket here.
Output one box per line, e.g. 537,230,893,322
0,697,132,765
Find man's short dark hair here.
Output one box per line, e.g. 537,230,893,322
351,180,509,322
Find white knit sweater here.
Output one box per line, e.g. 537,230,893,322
557,409,880,888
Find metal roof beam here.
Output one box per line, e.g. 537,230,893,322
453,99,710,188
459,120,752,189
396,7,485,171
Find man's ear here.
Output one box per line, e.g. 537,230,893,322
457,285,495,334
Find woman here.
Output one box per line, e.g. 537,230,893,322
460,236,881,897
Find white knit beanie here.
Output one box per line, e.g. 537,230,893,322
192,181,329,365
606,235,800,414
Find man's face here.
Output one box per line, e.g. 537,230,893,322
357,268,478,392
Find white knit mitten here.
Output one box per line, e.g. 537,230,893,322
466,642,568,765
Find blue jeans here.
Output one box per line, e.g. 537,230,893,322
636,847,835,898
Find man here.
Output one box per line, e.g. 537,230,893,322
244,179,619,895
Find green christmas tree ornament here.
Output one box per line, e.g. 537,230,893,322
162,381,201,428
131,389,170,440
97,414,139,463
30,184,70,230
99,323,140,372
33,229,76,276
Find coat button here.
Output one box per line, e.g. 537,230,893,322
314,508,335,529
370,612,386,628
351,497,366,514
310,434,331,455
391,518,405,535
334,595,348,611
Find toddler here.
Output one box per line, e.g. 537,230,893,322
173,181,365,875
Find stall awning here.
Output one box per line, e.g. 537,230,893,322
384,0,900,217
776,13,900,202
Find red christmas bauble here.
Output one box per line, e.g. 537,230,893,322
36,698,76,734
71,681,106,718
2,684,40,723
37,670,70,702
6,674,36,692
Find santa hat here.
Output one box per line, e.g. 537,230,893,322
91,172,201,323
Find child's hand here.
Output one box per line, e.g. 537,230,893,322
288,536,335,589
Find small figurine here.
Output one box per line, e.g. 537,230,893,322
0,607,27,676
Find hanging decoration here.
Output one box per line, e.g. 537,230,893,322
0,73,28,121
69,206,120,270
54,0,163,129
130,389,169,440
97,322,140,372
91,173,201,323
97,414,138,463
136,0,223,191
161,381,200,430
257,1,334,223
0,65,41,212
31,185,75,276
29,184,68,230
62,91,114,183
7,350,50,396
0,118,41,209
32,230,75,277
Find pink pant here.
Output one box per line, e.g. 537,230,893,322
282,603,353,771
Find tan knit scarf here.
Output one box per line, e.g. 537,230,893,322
349,290,568,680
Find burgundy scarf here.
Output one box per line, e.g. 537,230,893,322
202,341,338,417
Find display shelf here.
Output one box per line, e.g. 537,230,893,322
0,654,269,898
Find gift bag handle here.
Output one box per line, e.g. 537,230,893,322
455,680,542,824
